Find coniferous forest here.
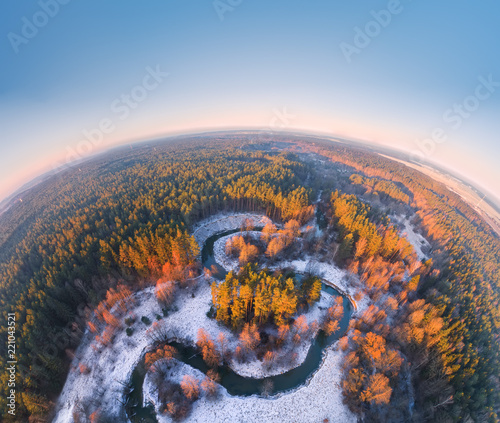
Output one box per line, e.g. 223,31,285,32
0,133,498,422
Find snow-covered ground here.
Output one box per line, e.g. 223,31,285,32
213,231,262,273
144,345,355,423
230,288,335,379
52,279,234,422
193,213,273,250
390,214,431,260
53,214,360,423
276,259,368,315
53,286,161,422
54,278,352,423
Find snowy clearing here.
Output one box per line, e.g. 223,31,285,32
390,214,431,260
144,345,356,423
53,286,160,422
212,231,263,273
275,259,368,315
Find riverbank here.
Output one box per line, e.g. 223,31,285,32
193,213,273,249
144,343,356,423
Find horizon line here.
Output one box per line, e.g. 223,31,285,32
1,127,499,213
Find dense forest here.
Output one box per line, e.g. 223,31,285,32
324,190,458,421
0,133,498,422
0,139,311,420
303,138,500,421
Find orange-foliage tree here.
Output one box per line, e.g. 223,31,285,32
145,345,178,371
180,375,200,401
211,265,320,329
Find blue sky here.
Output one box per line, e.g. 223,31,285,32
1,0,499,203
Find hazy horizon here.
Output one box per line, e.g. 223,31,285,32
3,128,499,214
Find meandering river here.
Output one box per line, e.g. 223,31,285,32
126,229,352,422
